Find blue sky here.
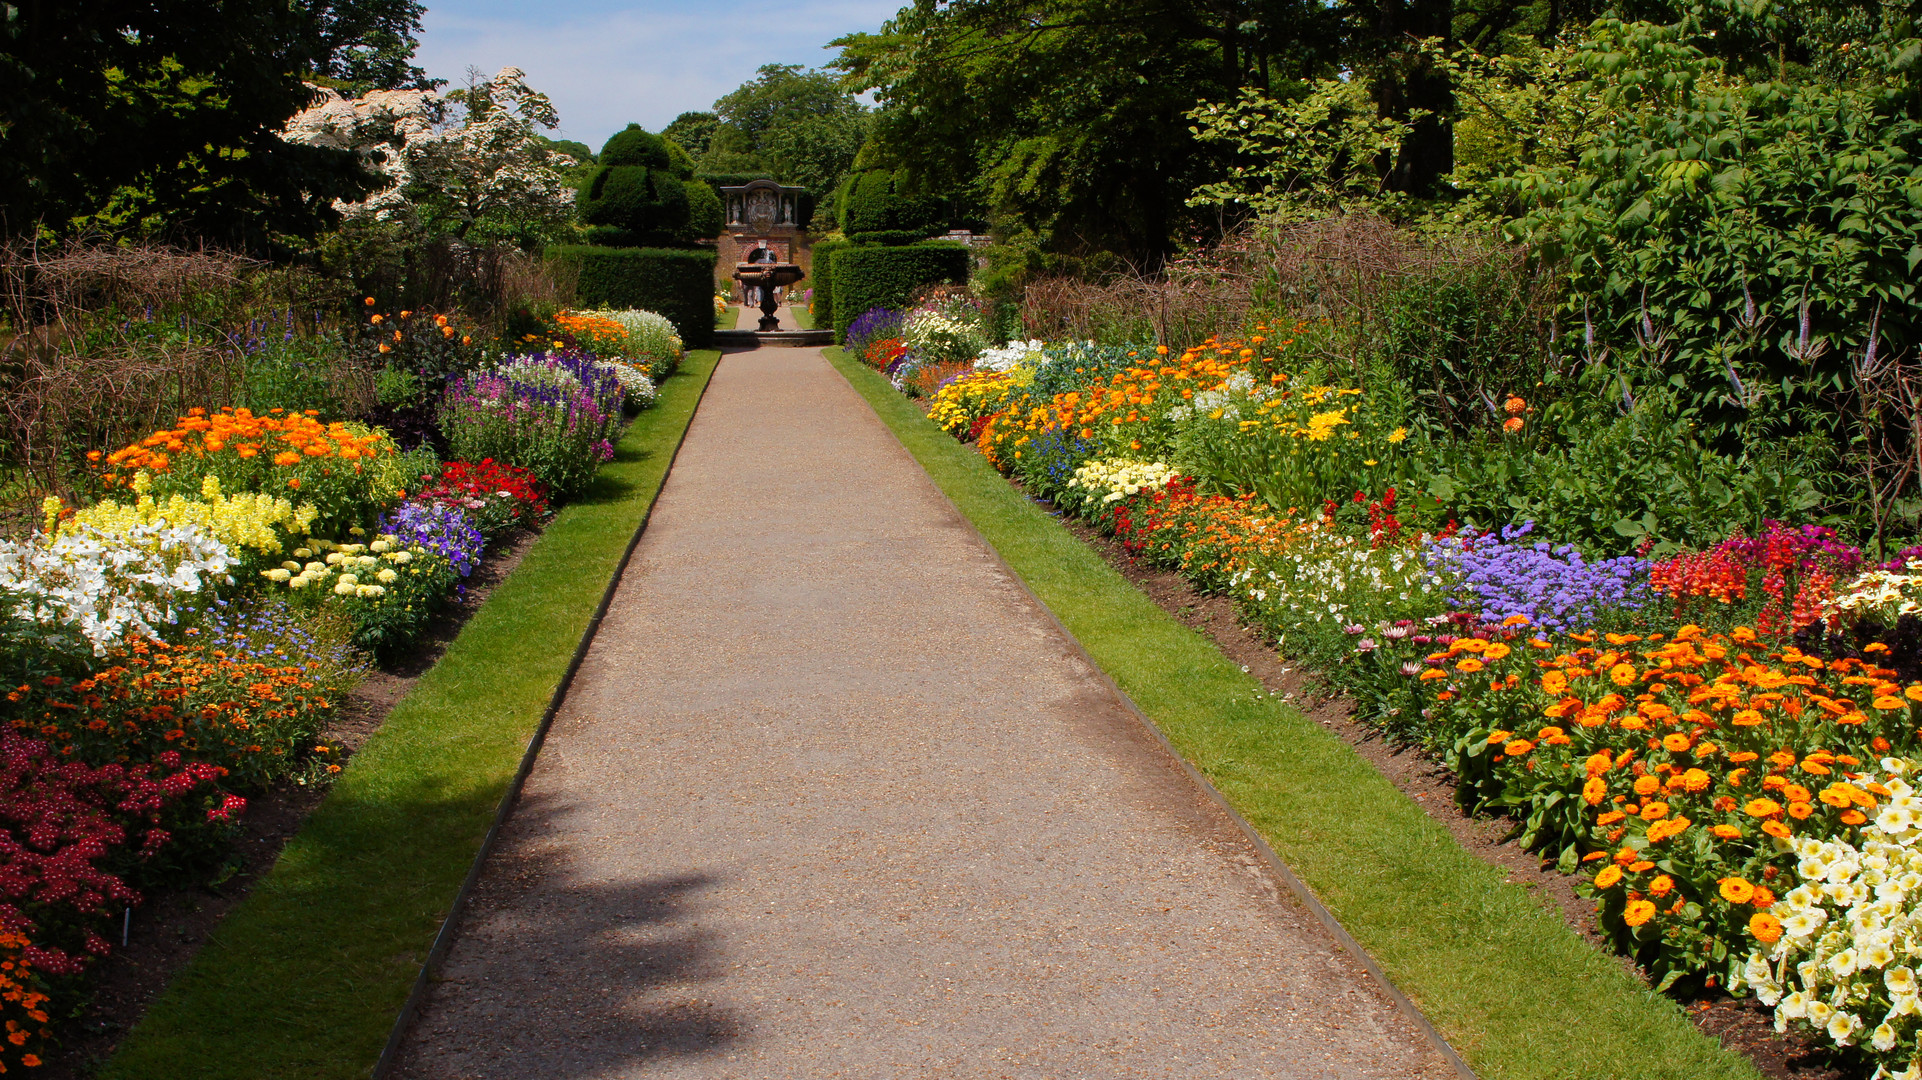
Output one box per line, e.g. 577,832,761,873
414,0,903,151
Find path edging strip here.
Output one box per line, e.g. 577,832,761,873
826,346,1477,1080
368,351,722,1078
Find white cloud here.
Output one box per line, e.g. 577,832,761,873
415,0,900,151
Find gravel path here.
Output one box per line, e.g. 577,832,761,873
393,347,1454,1079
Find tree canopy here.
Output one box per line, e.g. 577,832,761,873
698,64,869,215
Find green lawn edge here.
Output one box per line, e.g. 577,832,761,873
826,347,1762,1080
101,350,723,1080
789,303,815,330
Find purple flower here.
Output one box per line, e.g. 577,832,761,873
379,501,485,577
1425,521,1649,633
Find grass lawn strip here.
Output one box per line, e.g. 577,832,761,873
827,347,1764,1080
100,350,723,1080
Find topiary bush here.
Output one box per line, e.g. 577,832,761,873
579,125,694,247
680,181,724,244
838,170,944,245
546,246,717,348
831,242,971,342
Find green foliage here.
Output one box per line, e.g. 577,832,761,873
809,239,851,333
1408,384,1821,555
663,111,719,158
1188,78,1415,220
546,245,717,348
680,180,725,243
1373,252,1554,437
302,0,436,93
579,125,695,247
830,243,972,342
701,64,869,215
1502,20,1922,458
0,0,377,247
839,169,946,243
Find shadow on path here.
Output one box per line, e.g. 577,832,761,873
396,793,743,1078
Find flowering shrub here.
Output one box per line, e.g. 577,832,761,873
1064,458,1180,509
926,369,1027,438
0,730,231,973
440,359,620,498
844,308,904,355
97,408,396,536
7,635,342,791
0,522,235,656
257,537,459,657
54,476,317,574
182,596,366,697
900,302,990,376
572,308,682,377
379,501,485,577
1736,761,1922,1075
1426,521,1650,633
975,339,1047,372
413,459,549,537
0,930,51,1071
599,361,657,410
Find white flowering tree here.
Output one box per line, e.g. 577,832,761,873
282,66,579,245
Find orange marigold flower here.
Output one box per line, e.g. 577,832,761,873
1841,810,1868,825
1594,864,1624,888
1582,777,1608,805
1640,801,1670,821
1504,739,1535,756
1762,819,1793,838
1623,899,1657,926
1711,824,1743,840
1634,775,1661,797
1744,798,1783,817
1719,877,1756,903
1787,801,1815,820
1662,733,1692,752
1503,416,1524,433
1749,912,1784,942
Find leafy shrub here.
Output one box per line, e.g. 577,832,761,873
545,246,717,348
569,308,683,376
830,243,971,342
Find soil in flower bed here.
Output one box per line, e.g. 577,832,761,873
1037,494,1856,1080
43,527,541,1079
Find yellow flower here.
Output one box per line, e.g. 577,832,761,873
1386,427,1408,443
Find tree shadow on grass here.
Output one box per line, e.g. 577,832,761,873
392,790,744,1079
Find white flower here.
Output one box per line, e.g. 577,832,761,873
377,568,398,584
262,568,293,582
355,584,386,598
1875,1023,1900,1051
338,573,358,587
334,580,357,596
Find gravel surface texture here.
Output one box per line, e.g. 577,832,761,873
393,347,1453,1079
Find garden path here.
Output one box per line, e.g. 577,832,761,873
391,346,1454,1079
731,298,799,331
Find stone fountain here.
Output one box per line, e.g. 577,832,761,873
732,259,806,332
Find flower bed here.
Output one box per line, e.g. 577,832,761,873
863,315,1922,1076
0,309,683,1070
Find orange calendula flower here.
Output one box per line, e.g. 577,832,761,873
1762,819,1793,838
1719,877,1756,903
1504,739,1535,756
1711,824,1743,840
1749,912,1784,942
1649,874,1675,897
1610,663,1637,686
1594,864,1624,889
1744,798,1783,817
1639,801,1670,821
1623,899,1657,926
1662,733,1691,752
1582,777,1607,805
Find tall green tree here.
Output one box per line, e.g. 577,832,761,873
663,111,720,159
833,0,1339,267
301,0,438,92
702,65,869,202
0,0,378,246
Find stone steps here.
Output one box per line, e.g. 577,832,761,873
714,328,834,348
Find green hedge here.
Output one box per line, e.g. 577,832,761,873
547,245,716,348
808,239,850,336
830,242,971,343
838,170,943,244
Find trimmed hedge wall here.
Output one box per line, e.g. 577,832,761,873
831,242,971,343
547,245,717,348
808,239,849,337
